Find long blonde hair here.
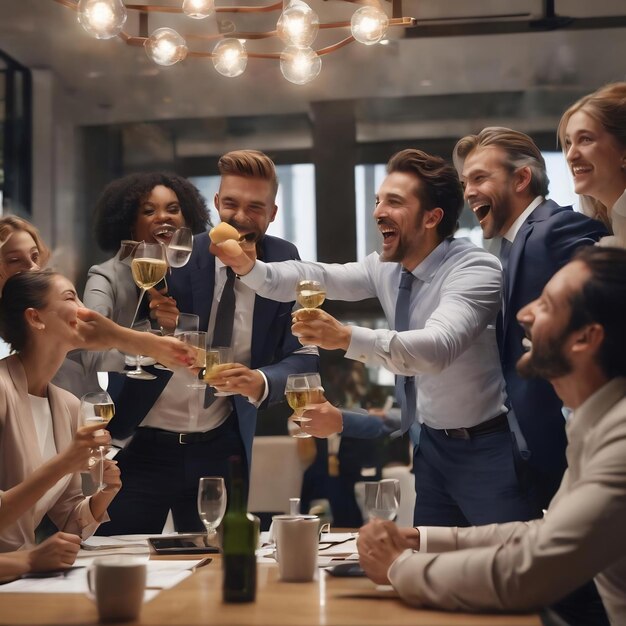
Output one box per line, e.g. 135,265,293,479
557,82,626,230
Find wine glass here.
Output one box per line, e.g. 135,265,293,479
126,319,157,380
129,241,168,328
80,391,115,491
363,479,401,521
197,477,227,542
284,372,324,439
166,227,193,268
154,313,201,370
180,331,208,388
295,280,326,311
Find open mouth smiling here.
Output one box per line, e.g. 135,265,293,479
472,204,491,223
153,225,177,243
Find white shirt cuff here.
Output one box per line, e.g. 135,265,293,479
345,325,377,363
417,526,428,552
239,260,268,291
247,369,269,407
387,548,415,582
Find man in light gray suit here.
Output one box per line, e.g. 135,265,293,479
357,246,626,624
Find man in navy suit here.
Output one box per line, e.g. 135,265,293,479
99,150,318,535
454,127,607,509
455,129,609,626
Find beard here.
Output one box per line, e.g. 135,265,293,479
516,329,573,380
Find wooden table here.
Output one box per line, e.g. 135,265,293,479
0,557,540,626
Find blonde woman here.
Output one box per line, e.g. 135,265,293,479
558,82,626,247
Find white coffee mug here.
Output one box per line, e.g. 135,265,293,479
272,514,320,582
87,556,147,622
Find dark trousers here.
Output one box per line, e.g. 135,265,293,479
413,425,608,626
97,413,245,535
413,424,541,526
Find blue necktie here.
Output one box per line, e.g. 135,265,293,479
394,269,416,435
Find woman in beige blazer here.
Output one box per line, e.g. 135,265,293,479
0,269,124,551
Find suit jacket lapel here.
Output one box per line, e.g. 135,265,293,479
250,237,282,368
190,246,216,330
6,355,46,469
503,200,557,333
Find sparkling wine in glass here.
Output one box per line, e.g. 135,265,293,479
197,476,227,542
284,373,324,439
80,391,115,491
363,479,401,521
166,227,193,268
129,241,168,329
296,280,326,310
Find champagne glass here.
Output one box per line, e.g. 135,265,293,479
363,479,401,521
154,313,201,370
129,241,168,328
285,372,324,439
203,346,235,396
80,391,115,491
166,227,193,268
197,476,227,542
181,331,208,388
296,280,326,310
126,318,157,380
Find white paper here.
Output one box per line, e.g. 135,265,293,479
0,559,202,595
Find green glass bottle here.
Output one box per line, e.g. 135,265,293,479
221,456,257,603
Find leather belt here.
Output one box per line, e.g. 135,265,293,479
441,413,509,440
134,421,232,445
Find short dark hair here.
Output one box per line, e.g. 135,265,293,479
0,269,60,352
218,150,279,199
567,246,626,378
453,127,549,197
386,149,464,239
93,172,210,252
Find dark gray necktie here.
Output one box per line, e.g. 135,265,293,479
212,267,236,348
499,238,512,315
204,267,236,408
394,269,416,434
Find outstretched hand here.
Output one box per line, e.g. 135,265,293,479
209,241,256,276
205,363,265,402
299,401,342,438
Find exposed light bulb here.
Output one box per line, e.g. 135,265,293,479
280,45,321,85
182,0,215,20
144,28,188,66
77,0,127,40
276,2,319,47
350,6,389,45
213,39,248,78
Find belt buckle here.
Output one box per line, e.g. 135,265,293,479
178,433,189,445
444,427,470,440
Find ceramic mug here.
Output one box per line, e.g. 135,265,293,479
272,514,320,582
87,556,146,622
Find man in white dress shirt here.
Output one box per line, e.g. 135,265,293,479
213,149,539,527
357,246,626,626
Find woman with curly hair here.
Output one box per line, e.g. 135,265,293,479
558,82,626,248
55,173,210,397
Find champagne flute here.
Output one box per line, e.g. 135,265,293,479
203,346,235,396
295,280,326,310
129,241,168,329
284,373,324,439
197,476,227,543
166,227,193,268
80,391,115,491
363,479,401,521
154,313,200,370
126,318,157,380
